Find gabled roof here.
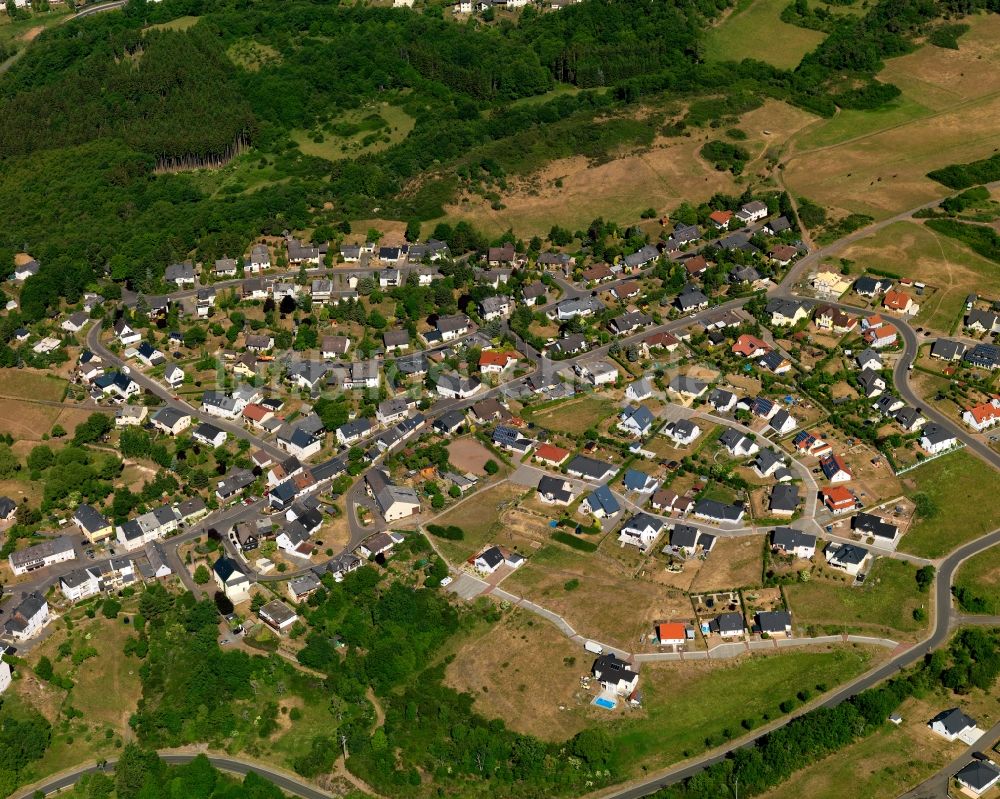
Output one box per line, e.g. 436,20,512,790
930,707,977,736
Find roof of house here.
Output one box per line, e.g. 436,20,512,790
769,483,800,512
852,512,898,539
930,707,977,735
829,543,869,566
535,442,570,463
756,610,792,633
671,523,699,548
566,455,615,480
955,760,1000,791
75,504,110,533
921,423,955,445
586,484,620,516
213,556,246,583
476,546,505,569
772,527,815,551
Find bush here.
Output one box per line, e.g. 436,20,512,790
193,565,211,585
928,22,969,49
563,578,580,591
552,532,597,552
483,459,500,475
102,598,122,619
426,524,464,541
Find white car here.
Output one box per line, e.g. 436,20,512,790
440,576,453,587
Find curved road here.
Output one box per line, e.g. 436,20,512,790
12,752,332,799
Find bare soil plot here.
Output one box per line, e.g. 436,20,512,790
690,535,765,592
445,610,593,741
447,436,496,476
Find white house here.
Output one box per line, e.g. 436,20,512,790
618,513,666,550
625,378,653,402
114,320,142,347
928,708,982,744
0,661,10,695
164,365,184,388
578,360,618,387
115,404,148,428
151,407,192,436
3,592,49,640
192,423,228,449
919,424,957,455
718,428,759,457
662,419,700,446
825,543,870,576
213,557,252,604
617,405,655,438
60,568,102,602
771,527,816,559
9,536,76,576
259,600,299,633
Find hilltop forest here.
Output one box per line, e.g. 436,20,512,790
0,0,995,326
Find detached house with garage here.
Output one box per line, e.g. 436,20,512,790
618,513,666,550
617,405,655,437
920,424,957,455
213,557,252,604
582,484,620,518
662,418,700,446
928,708,982,743
771,527,816,559
592,654,639,696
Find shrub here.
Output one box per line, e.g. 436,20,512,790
552,532,597,552
426,524,464,541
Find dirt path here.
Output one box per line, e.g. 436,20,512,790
366,687,385,728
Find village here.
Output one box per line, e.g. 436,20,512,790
3,194,1000,799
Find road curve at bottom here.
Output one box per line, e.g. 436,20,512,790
12,753,333,799
596,529,1000,799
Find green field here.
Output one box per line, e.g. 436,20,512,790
0,8,71,49
837,221,1000,333
900,451,1000,558
785,559,927,638
952,543,1000,615
293,104,416,163
508,83,588,109
704,0,826,69
146,15,200,32
794,94,930,151
611,647,877,771
524,396,619,436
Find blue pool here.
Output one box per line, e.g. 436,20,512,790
593,697,616,710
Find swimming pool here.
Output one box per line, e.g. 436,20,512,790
593,697,616,710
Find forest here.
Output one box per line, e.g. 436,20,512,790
1,0,997,329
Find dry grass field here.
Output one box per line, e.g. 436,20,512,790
444,100,814,236
503,542,692,647
430,482,527,562
785,14,1000,221
835,221,1000,333
690,535,765,592
447,436,496,476
445,609,594,741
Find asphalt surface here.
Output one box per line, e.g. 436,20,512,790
11,753,333,799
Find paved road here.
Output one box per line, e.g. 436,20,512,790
897,718,1000,799
11,752,333,799
86,322,287,461
596,531,1000,799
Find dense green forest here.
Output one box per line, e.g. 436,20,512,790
0,0,995,328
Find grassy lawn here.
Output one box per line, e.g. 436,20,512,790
952,543,1000,614
704,0,825,69
899,451,1000,559
795,94,930,151
756,688,997,799
428,482,526,562
226,37,282,71
293,104,415,163
611,646,878,772
835,221,1000,333
146,15,200,32
785,559,928,638
0,368,67,401
0,8,71,49
524,396,619,436
507,83,588,109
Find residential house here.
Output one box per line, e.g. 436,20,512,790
591,654,639,696
320,335,350,359
213,557,252,603
965,343,1000,370
622,244,660,270
854,276,893,297
692,499,745,524
13,259,40,281
852,512,899,543
383,329,410,352
766,298,809,326
771,527,816,559
216,468,255,501
201,390,245,419
618,405,655,437
75,504,113,543
675,284,710,313
618,513,666,549
708,209,733,230
763,215,791,235
662,418,700,446
549,333,587,356
479,295,511,321
625,377,653,402
759,351,792,375
61,311,89,333
753,448,787,479
930,339,967,361
435,372,481,399
608,311,651,336
642,331,680,354
667,375,708,400
259,600,299,634
192,422,227,449
708,388,737,413
821,486,857,514
732,334,770,358
756,610,792,637
792,430,831,458
735,200,768,224
718,427,759,457
954,760,1000,796
566,455,617,482
826,543,870,576
549,296,605,321
435,314,471,342
213,257,238,278
113,320,142,347
622,468,658,494
820,453,852,482
964,399,1000,431
711,612,746,638
858,368,886,398
668,523,701,557
248,244,270,272
277,425,322,459
769,484,800,517
813,304,856,333
574,484,619,522
3,592,49,640
365,470,420,521
651,488,693,515
492,425,534,456
60,567,102,602
928,708,981,743
883,289,919,315
9,536,77,576
919,424,957,454
966,309,1000,334
479,350,517,374
579,360,619,387
151,407,192,436
537,475,575,506
534,443,570,467
856,348,883,372
863,323,897,349
769,244,798,267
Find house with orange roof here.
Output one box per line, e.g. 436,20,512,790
963,398,1000,432
862,313,885,330
863,324,897,348
708,210,733,230
731,334,771,358
656,622,688,646
242,403,274,429
821,486,857,514
534,442,570,467
883,289,919,315
479,351,517,374
643,331,680,354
